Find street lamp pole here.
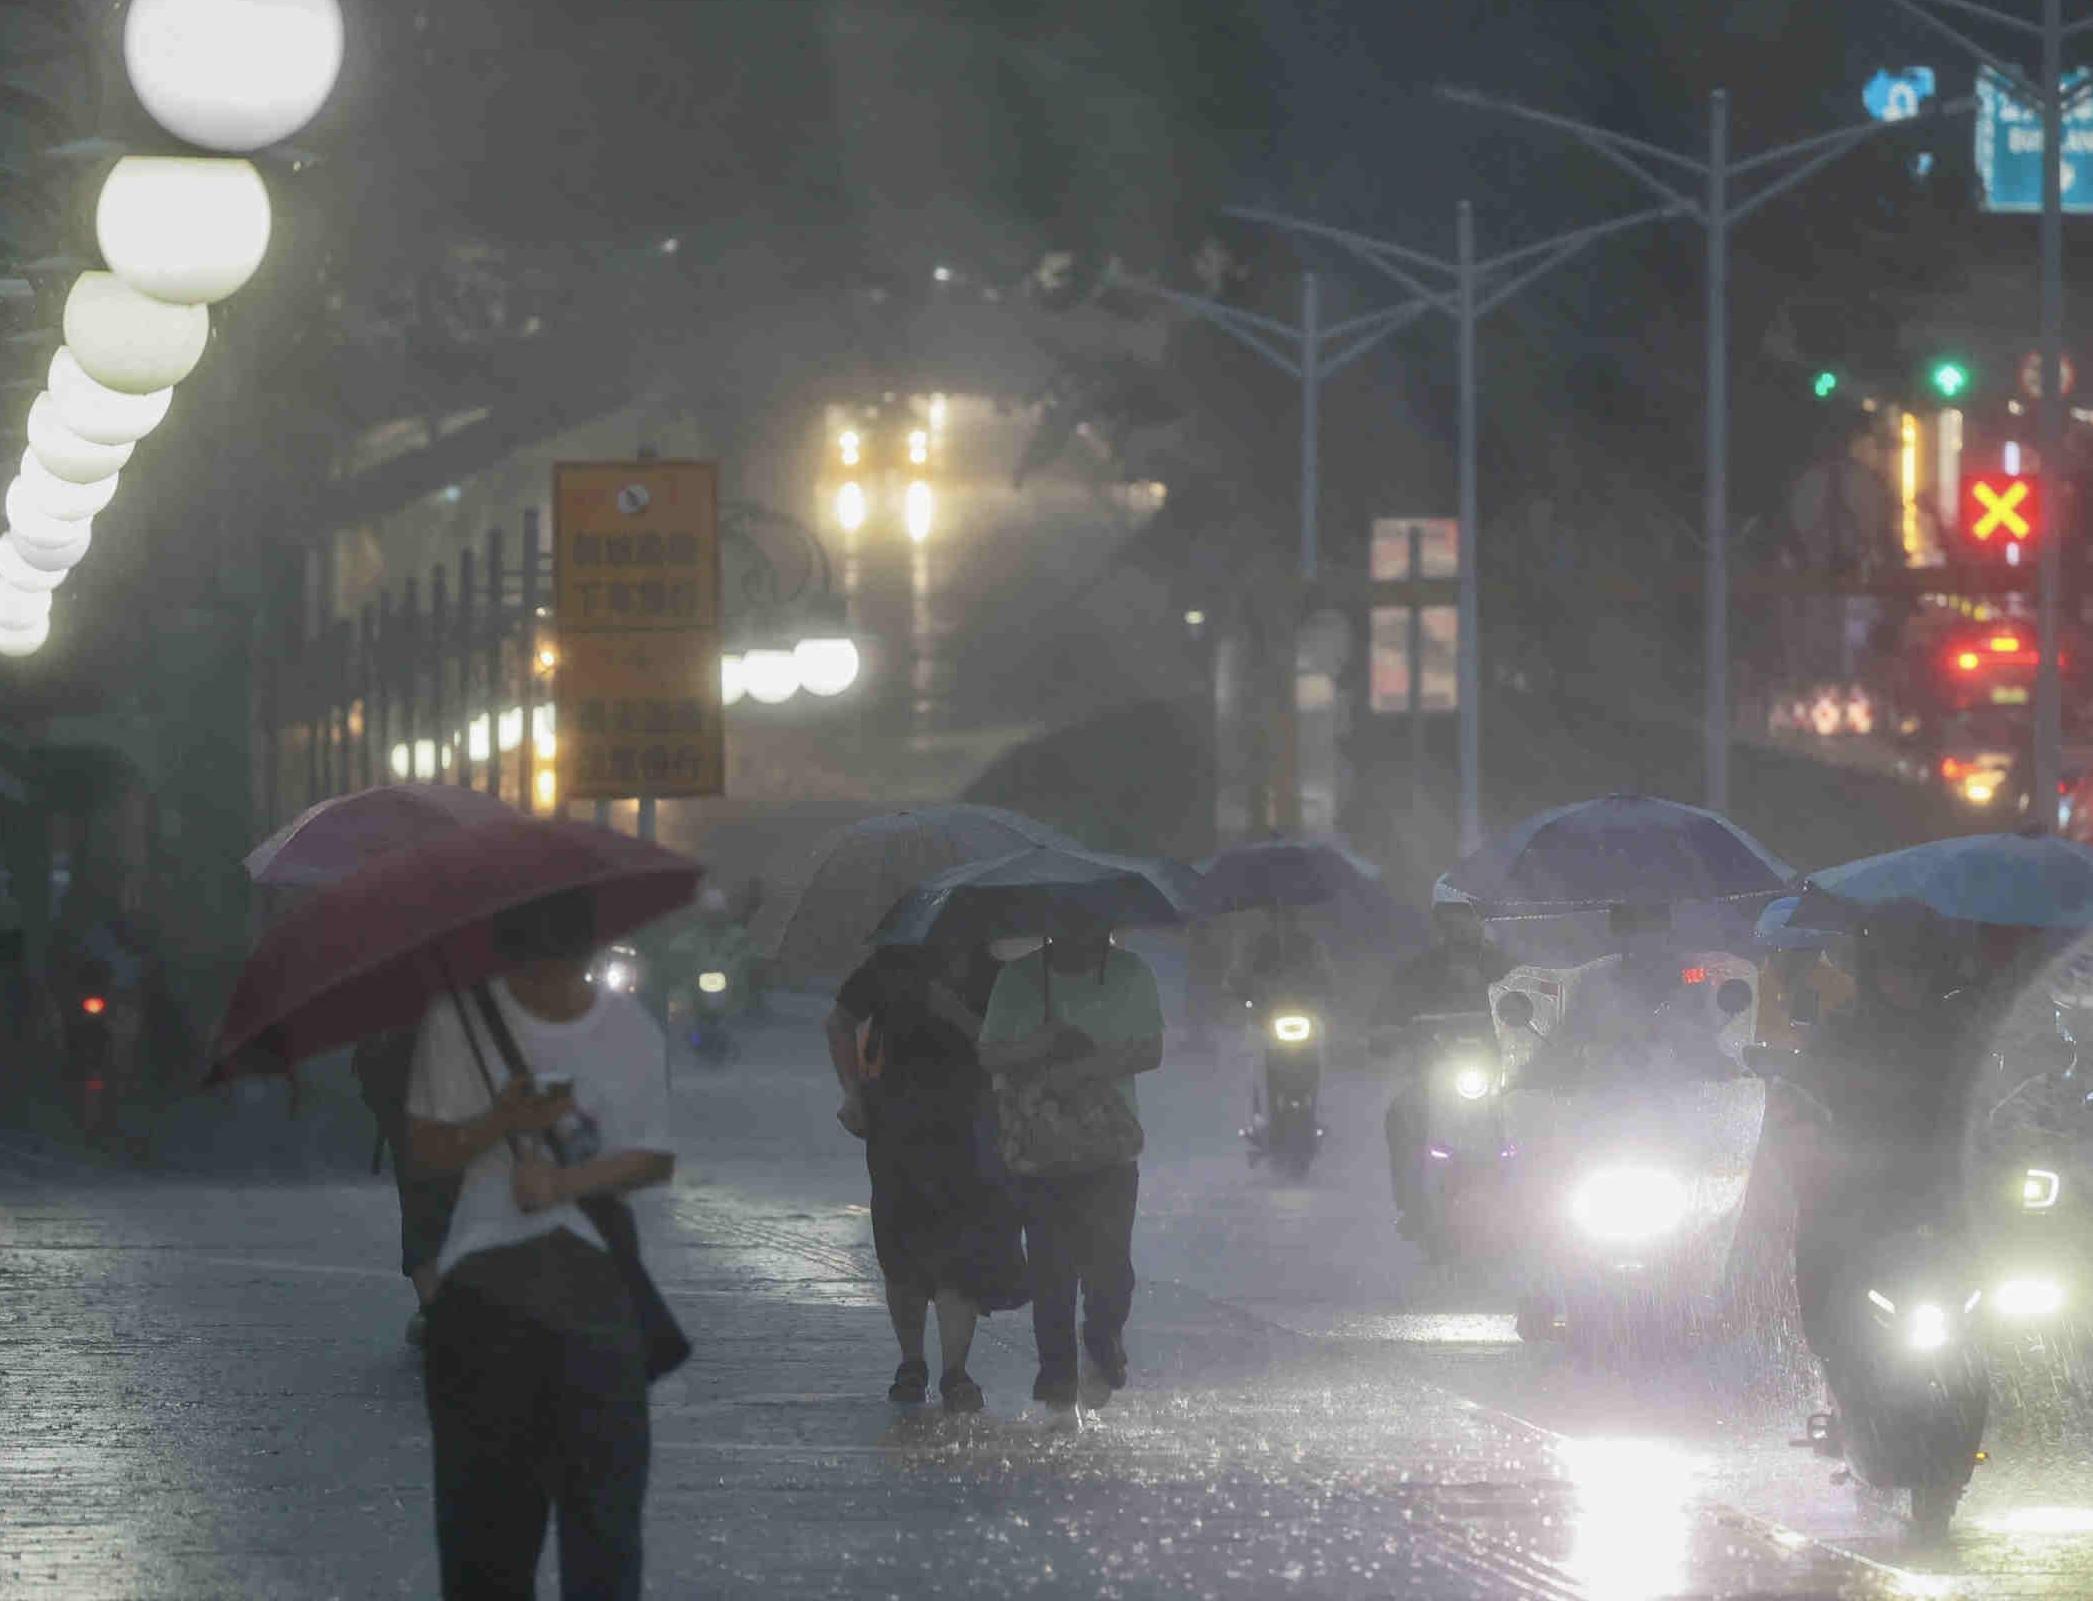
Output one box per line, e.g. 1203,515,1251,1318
1440,83,1961,817
1111,266,1429,831
1879,0,2093,826
1229,197,1683,853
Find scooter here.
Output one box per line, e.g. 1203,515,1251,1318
1242,996,1324,1178
1394,1011,1516,1268
1803,1222,1990,1535
1492,957,1768,1353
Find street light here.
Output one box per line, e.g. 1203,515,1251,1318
27,395,134,484
904,479,935,543
794,636,861,697
47,349,172,447
741,647,802,704
96,157,273,304
123,0,345,153
62,272,210,394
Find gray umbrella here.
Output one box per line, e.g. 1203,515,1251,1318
752,804,1081,981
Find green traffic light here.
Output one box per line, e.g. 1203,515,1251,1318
1813,370,1839,400
1930,359,1970,399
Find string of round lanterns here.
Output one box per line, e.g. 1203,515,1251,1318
0,0,344,660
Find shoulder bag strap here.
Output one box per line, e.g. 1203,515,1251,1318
444,984,525,1159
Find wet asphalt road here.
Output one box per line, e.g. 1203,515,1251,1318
6,1000,2093,1598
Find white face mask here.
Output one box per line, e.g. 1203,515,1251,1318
990,936,1046,962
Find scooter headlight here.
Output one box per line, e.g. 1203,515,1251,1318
2023,1168,2062,1211
697,970,729,995
1452,1064,1494,1101
1996,1277,2066,1317
1271,1013,1314,1044
1907,1301,1950,1352
1569,1167,1688,1244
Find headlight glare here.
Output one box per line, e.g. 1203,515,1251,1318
1908,1301,1950,1352
1569,1167,1688,1243
2023,1168,2062,1211
1996,1277,2065,1317
1453,1064,1493,1101
1271,1013,1314,1044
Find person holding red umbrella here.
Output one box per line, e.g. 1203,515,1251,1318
213,814,700,1600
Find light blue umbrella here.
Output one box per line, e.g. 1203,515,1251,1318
1435,793,1792,912
1796,834,2093,929
1754,895,1837,951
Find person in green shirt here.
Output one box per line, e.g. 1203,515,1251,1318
978,924,1163,1426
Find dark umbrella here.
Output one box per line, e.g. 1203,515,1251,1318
210,818,700,1081
751,803,1080,980
1435,793,1792,912
1194,838,1383,915
243,784,519,887
871,846,1196,950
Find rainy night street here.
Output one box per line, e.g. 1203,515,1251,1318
2,981,2091,1600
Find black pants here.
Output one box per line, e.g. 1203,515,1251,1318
423,1240,650,1601
1019,1163,1139,1403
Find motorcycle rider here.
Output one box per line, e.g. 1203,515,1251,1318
1789,908,1979,1394
1227,909,1336,1152
1376,901,1512,1240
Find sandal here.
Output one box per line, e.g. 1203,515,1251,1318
888,1359,930,1405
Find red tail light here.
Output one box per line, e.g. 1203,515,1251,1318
1943,757,1970,780
1681,966,1709,986
81,996,106,1017
1955,650,1982,671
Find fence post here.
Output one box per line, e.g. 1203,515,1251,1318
521,507,540,814
456,547,477,788
430,564,451,784
485,526,505,802
401,578,422,781
359,605,377,791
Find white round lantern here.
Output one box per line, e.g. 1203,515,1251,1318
97,157,272,306
0,537,70,590
794,637,861,697
49,349,173,446
740,648,801,705
125,0,345,153
0,613,51,659
7,524,91,574
28,394,135,484
63,273,209,395
720,652,746,707
16,453,118,522
5,479,93,549
0,583,54,632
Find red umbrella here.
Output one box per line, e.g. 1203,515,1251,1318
210,817,700,1082
244,784,520,887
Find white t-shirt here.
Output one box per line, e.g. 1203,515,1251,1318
406,982,672,1282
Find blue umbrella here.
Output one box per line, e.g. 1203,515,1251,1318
1194,838,1383,915
1795,834,2093,930
872,845,1198,949
1436,794,1793,912
1754,895,1838,951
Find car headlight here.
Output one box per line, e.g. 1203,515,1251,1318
1996,1277,2065,1317
1271,1013,1314,1044
697,970,729,996
1569,1167,1688,1243
2023,1168,2062,1211
1908,1301,1950,1352
1452,1064,1493,1101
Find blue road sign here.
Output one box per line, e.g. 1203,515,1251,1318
1864,67,1936,123
1976,66,2093,213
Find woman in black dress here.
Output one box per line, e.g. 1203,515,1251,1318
826,942,1027,1412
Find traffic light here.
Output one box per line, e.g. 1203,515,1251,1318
1929,358,1971,400
1812,369,1840,400
1959,468,2041,555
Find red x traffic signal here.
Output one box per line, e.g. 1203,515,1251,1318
1960,470,2042,551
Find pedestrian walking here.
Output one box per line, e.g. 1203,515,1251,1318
978,924,1164,1428
351,1027,462,1346
826,942,1027,1412
406,888,677,1601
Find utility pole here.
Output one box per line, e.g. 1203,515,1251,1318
1111,266,1429,833
1439,84,1962,819
1229,197,1681,854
